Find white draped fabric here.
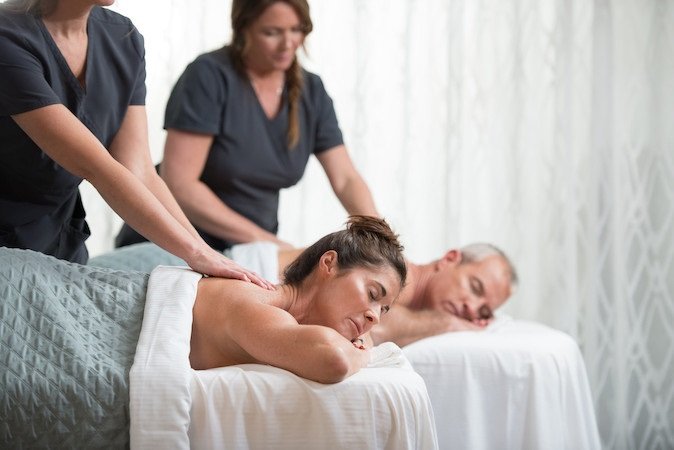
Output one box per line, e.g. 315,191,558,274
80,1,673,448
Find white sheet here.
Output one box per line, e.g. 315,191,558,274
403,317,602,450
130,266,438,450
129,266,201,449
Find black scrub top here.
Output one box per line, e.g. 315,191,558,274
167,47,344,250
0,6,146,263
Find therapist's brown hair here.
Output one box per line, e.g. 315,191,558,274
1,0,53,14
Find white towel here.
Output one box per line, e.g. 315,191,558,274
129,266,202,449
368,341,410,368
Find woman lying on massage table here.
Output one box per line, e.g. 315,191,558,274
189,215,407,384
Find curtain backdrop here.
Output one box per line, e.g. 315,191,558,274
80,1,674,448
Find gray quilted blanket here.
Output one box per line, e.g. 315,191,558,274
88,242,185,273
0,248,149,448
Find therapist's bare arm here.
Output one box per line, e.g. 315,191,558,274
11,104,272,287
108,106,202,241
161,129,292,249
191,279,369,384
317,145,379,217
369,305,481,347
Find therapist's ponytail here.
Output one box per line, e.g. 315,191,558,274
286,58,303,149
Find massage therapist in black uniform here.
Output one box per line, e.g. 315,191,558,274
0,0,272,287
115,0,379,251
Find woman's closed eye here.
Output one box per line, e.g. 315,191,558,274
369,282,389,313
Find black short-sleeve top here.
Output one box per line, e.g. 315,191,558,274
164,47,344,250
0,6,146,262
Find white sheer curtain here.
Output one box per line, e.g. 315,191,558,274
83,1,673,448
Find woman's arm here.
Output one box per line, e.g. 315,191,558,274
195,280,369,384
316,145,379,217
161,129,292,248
232,303,370,384
11,104,272,287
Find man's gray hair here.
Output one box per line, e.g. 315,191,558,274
459,243,519,289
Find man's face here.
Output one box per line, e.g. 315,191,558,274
424,251,511,322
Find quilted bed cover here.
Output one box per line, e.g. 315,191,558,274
131,266,439,450
0,248,149,448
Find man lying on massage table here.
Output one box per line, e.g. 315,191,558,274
277,242,518,347
190,215,407,384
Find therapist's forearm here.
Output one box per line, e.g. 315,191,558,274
172,180,282,245
143,172,203,241
13,105,199,261
335,175,379,217
87,162,205,261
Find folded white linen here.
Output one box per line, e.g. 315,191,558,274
368,341,409,369
403,317,601,450
129,266,202,449
131,266,439,450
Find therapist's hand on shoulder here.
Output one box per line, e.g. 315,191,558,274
187,243,275,290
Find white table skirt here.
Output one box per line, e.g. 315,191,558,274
403,317,602,450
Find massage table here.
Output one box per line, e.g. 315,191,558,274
0,247,438,449
403,318,602,450
87,241,602,450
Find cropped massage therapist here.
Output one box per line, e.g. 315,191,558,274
115,0,380,251
0,0,272,287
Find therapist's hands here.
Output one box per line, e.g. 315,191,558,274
186,243,275,290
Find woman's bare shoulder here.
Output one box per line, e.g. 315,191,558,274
196,276,286,308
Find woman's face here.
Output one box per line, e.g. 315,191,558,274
309,259,402,341
244,1,305,72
